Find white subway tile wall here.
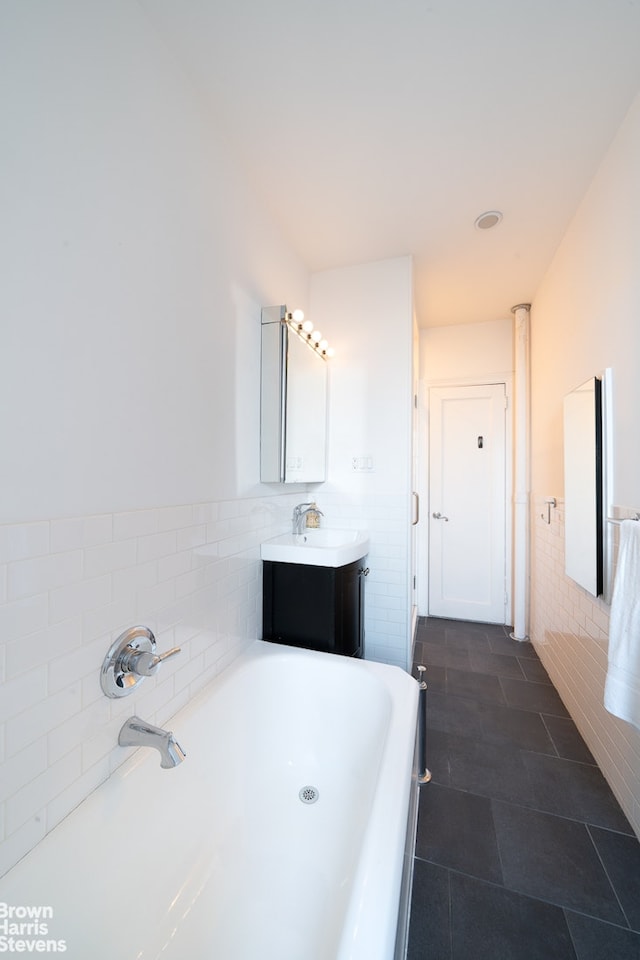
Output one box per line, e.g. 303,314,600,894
0,493,304,876
530,497,640,838
314,491,411,669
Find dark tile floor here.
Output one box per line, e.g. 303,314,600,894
407,617,640,960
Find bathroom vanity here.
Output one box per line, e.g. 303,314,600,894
263,558,367,657
261,529,370,658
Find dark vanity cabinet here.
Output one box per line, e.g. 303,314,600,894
262,558,367,658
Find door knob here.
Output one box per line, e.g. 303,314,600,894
432,512,449,521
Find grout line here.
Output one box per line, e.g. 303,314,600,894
540,713,562,758
585,823,633,931
562,907,582,960
415,848,637,937
415,858,630,930
446,865,453,959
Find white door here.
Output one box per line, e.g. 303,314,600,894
428,383,507,623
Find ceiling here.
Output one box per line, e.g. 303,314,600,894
141,0,640,327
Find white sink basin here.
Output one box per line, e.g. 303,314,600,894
260,528,370,568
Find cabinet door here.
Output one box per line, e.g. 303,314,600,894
262,559,366,657
262,562,335,652
336,561,365,658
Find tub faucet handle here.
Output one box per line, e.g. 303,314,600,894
156,646,181,664
123,647,180,677
123,645,182,677
100,626,182,698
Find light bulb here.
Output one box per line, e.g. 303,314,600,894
292,309,304,323
302,319,313,334
311,330,322,343
319,339,328,351
326,347,335,358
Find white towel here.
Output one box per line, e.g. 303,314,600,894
604,519,640,731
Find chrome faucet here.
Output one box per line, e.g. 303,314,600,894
118,716,186,769
292,502,324,534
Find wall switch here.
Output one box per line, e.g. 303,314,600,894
352,456,374,472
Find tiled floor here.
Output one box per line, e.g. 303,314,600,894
407,617,640,960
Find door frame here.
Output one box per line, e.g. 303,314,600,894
416,372,513,624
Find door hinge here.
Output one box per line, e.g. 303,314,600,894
413,575,417,589
504,395,508,410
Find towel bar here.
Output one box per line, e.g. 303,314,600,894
416,665,431,785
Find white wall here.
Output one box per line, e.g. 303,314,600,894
417,319,514,616
531,93,640,506
420,318,513,384
0,0,310,522
309,257,414,669
0,0,311,874
530,91,640,837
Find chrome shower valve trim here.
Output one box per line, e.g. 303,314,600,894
100,625,181,698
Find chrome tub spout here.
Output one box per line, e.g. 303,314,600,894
118,716,186,769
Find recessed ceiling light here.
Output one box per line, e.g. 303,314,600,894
474,210,503,230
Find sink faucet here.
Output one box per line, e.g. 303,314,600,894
292,502,324,534
118,716,186,768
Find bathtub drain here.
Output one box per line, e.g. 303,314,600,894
299,785,319,804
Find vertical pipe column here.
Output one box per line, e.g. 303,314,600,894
510,303,531,641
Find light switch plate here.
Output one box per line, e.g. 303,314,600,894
352,456,374,472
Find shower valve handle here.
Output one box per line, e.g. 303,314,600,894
124,645,182,677
101,626,181,698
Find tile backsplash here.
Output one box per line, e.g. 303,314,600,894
0,493,301,876
530,496,640,838
311,490,411,669
0,488,412,875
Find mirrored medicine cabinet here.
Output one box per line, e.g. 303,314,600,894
260,305,328,483
563,375,603,597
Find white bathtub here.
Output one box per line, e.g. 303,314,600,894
0,641,419,960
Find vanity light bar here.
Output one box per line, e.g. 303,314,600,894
286,311,335,359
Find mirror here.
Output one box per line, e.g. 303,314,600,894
563,376,603,596
260,305,328,483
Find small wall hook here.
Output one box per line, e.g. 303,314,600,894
541,497,557,524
